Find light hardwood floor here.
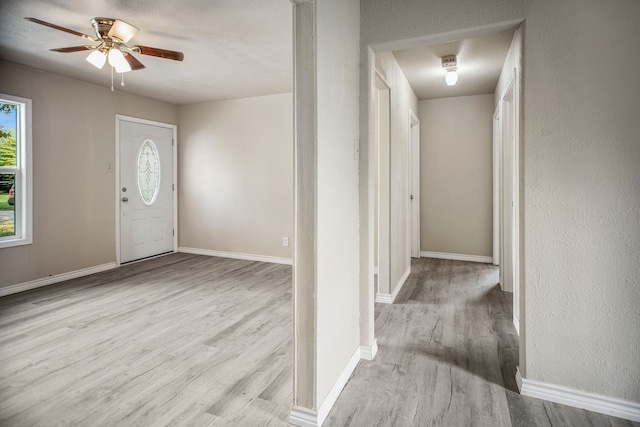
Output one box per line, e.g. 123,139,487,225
326,258,639,427
1,255,636,426
0,254,293,426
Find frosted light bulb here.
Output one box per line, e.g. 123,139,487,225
445,70,458,86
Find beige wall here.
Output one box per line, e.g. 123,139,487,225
291,0,361,418
374,52,419,296
361,0,640,406
177,94,293,260
523,0,640,403
419,94,493,257
0,61,177,291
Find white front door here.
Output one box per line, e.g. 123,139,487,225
119,119,175,263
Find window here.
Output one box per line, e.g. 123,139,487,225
0,94,32,248
137,139,161,206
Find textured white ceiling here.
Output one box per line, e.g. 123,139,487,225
393,30,515,100
0,0,292,105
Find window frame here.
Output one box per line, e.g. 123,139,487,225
0,94,32,248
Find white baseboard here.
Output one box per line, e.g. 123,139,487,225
290,406,318,427
317,347,361,425
375,293,393,304
375,265,410,304
360,339,378,361
520,377,640,423
178,247,292,265
0,262,117,298
290,347,361,427
420,251,492,264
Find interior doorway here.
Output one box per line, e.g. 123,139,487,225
366,21,523,341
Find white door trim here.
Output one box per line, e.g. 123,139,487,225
509,66,520,334
408,109,420,259
498,71,520,333
374,68,391,90
375,78,391,297
115,115,178,266
492,106,501,266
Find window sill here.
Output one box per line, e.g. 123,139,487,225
0,236,32,249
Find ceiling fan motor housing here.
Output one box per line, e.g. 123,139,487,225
90,17,115,40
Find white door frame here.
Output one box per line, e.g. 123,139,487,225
115,115,178,266
493,106,501,267
374,70,391,299
500,82,513,294
498,70,520,334
408,109,420,259
509,67,520,334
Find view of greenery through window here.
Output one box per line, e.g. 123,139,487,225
0,103,17,238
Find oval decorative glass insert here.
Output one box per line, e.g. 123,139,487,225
137,139,161,205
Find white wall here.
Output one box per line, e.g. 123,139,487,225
315,0,361,408
177,94,293,260
419,94,493,257
360,0,640,407
374,52,418,296
0,61,177,291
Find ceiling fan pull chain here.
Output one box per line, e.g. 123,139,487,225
111,66,114,91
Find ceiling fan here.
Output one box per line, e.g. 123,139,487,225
25,17,184,74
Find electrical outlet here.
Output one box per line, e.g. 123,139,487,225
282,237,289,247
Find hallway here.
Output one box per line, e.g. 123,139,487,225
326,258,637,426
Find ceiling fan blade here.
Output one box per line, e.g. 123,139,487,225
50,45,95,53
132,45,184,61
124,53,146,71
107,19,139,43
25,17,98,42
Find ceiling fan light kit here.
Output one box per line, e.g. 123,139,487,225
108,48,131,73
86,49,107,69
25,16,184,90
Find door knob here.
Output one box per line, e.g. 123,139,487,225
122,197,129,202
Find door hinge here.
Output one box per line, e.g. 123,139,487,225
172,184,175,191
173,229,175,236
172,139,174,146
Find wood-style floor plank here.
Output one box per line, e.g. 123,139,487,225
1,255,637,426
325,258,639,427
0,253,292,427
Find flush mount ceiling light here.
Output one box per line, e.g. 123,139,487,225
25,17,185,90
442,55,458,86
